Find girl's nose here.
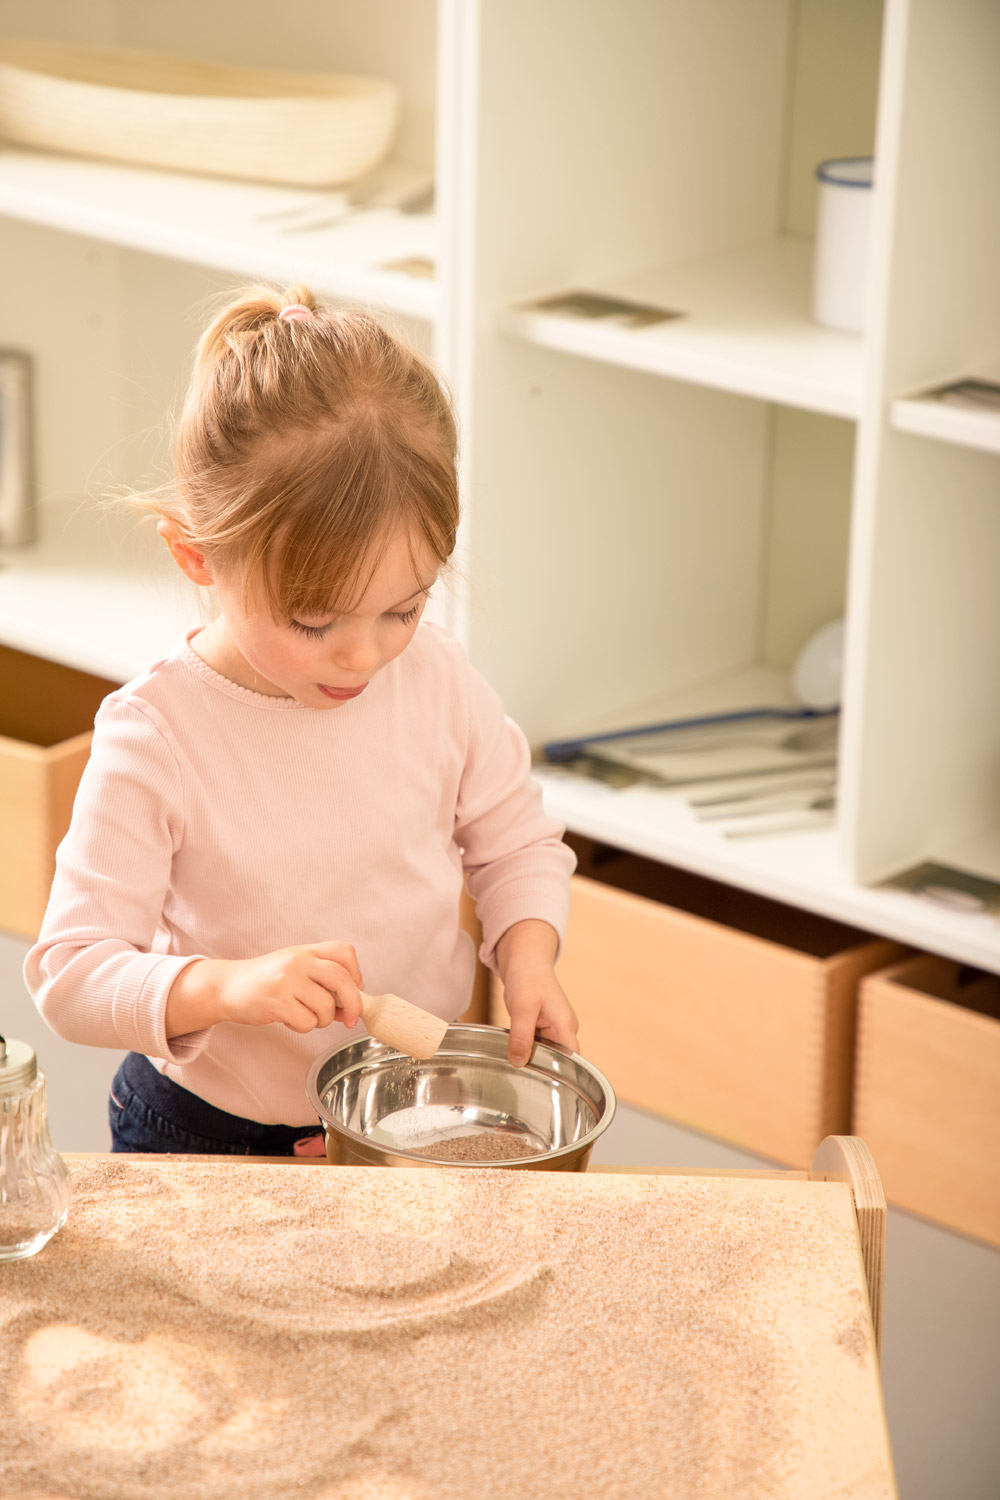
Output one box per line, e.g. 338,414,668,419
331,624,380,675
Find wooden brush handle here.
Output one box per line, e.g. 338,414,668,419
359,990,449,1060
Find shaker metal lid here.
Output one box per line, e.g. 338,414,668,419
0,1035,37,1095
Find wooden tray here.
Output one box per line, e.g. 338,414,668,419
0,40,400,186
0,1139,895,1499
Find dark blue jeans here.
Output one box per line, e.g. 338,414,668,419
109,1051,325,1156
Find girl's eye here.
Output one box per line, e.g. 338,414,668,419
391,604,421,625
289,620,332,640
290,599,423,636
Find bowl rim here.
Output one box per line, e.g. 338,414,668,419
303,1022,617,1166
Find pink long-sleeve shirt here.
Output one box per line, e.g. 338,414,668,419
25,623,574,1125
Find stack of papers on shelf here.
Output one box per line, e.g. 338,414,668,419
543,709,838,786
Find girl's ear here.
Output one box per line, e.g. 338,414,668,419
157,519,215,586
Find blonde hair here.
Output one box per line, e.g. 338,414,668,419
144,283,458,619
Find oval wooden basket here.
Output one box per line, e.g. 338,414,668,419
0,40,400,187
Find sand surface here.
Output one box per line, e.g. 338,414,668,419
0,1159,895,1500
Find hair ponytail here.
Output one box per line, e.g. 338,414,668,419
195,283,319,369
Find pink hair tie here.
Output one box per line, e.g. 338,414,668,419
278,304,313,323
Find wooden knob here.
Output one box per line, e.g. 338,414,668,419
359,991,449,1060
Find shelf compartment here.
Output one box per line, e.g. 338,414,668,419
0,147,438,319
0,497,197,682
891,395,1000,457
500,238,865,420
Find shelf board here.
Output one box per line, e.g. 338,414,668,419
0,498,199,683
0,147,438,320
891,396,1000,456
500,237,865,420
536,769,1000,974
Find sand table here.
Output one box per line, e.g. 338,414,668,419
0,1159,895,1500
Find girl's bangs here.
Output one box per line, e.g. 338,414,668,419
241,490,453,623
245,520,381,623
224,420,457,621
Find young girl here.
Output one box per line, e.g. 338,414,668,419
24,284,578,1157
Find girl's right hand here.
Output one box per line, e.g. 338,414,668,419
216,941,364,1032
166,942,364,1038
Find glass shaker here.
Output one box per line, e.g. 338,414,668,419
0,1034,71,1261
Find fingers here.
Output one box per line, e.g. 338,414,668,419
284,974,361,1034
308,958,363,1027
507,1006,539,1068
311,941,364,988
509,1015,579,1064
507,988,580,1065
536,1016,580,1054
281,984,334,1034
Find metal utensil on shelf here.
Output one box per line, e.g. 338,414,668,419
278,186,434,233
255,166,434,232
687,770,836,809
693,788,837,822
723,805,836,839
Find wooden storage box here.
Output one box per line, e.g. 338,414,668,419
854,956,1000,1246
493,838,902,1166
0,644,117,939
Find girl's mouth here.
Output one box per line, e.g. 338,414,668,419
318,683,367,701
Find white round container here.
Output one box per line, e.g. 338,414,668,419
812,157,874,333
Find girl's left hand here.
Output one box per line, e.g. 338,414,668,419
502,968,579,1067
495,919,579,1066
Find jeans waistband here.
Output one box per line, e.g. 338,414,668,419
121,1051,313,1147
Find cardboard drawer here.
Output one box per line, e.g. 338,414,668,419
854,956,1000,1246
493,838,903,1166
0,644,118,938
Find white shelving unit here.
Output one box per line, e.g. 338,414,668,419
1,0,998,974
499,237,866,420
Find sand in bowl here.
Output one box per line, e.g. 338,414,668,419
405,1132,543,1162
0,1159,889,1500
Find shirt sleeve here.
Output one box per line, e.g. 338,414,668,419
23,696,211,1063
455,661,576,972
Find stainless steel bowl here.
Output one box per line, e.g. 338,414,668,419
304,1023,616,1171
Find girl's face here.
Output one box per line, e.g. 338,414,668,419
205,529,440,708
